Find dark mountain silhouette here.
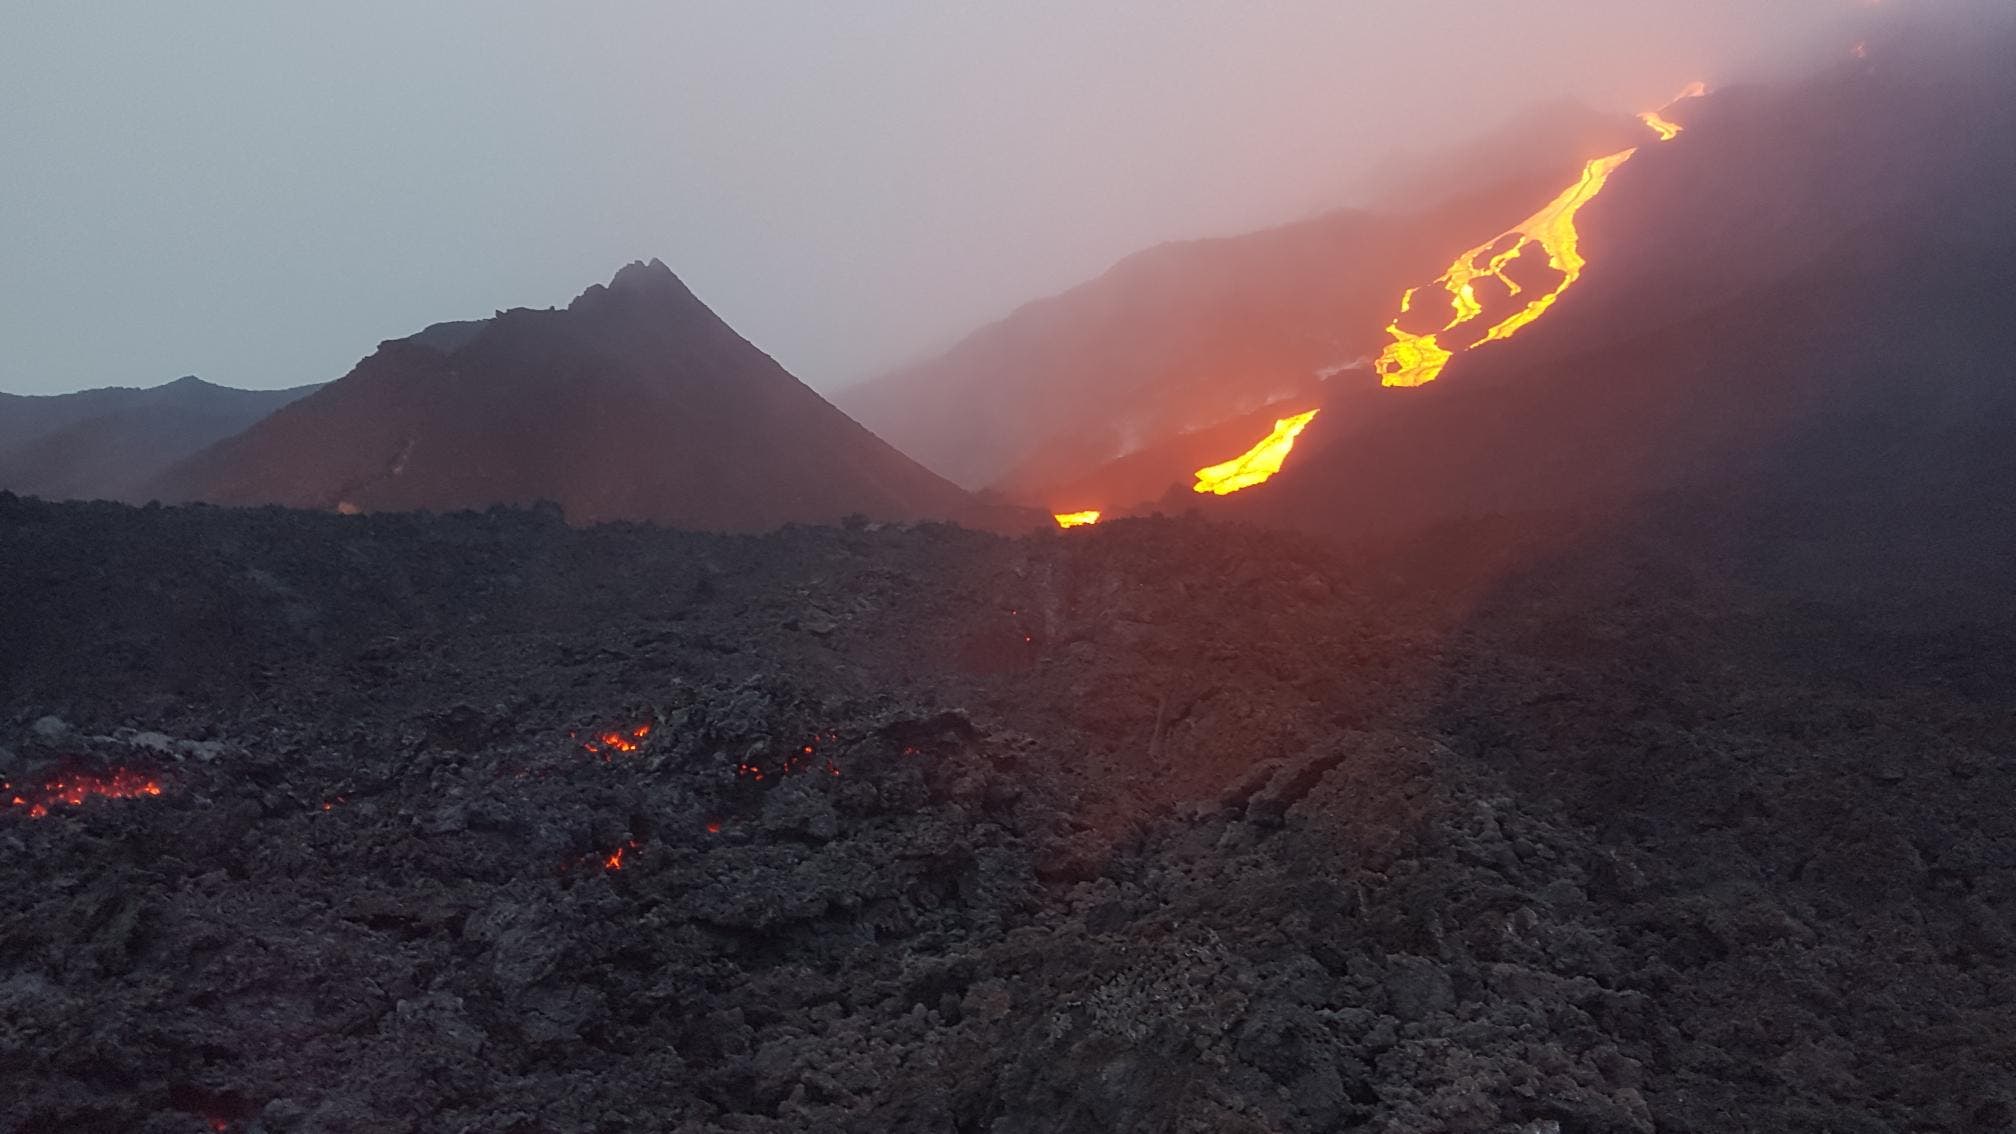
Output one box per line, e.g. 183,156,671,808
156,260,1010,532
836,104,1647,501
0,376,319,503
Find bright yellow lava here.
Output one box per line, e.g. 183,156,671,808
1376,148,1639,387
1639,81,1708,142
1638,111,1683,142
1192,410,1320,495
1053,510,1101,528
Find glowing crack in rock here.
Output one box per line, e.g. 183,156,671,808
1053,510,1101,529
1192,410,1321,495
738,729,843,782
1376,149,1639,387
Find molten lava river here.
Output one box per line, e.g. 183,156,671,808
1192,410,1321,496
1072,82,1708,511
1377,82,1705,388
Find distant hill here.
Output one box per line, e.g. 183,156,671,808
0,376,319,503
155,260,1010,533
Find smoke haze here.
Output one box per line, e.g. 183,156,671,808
2,1,1871,396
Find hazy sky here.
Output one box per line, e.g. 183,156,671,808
3,1,1864,397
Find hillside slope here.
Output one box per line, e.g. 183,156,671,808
158,261,1006,532
0,377,316,502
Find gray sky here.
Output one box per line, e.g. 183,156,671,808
2,1,1861,396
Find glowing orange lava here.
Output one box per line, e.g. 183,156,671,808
1053,510,1101,529
5,769,164,818
1192,410,1320,495
1639,81,1709,142
1376,148,1639,387
579,722,652,760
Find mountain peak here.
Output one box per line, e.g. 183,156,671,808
158,260,1001,532
569,257,703,315
609,257,677,290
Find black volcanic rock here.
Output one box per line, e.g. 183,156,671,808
0,376,319,503
1,485,2013,1132
155,259,1004,532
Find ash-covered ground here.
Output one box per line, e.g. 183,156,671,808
3,491,2013,1133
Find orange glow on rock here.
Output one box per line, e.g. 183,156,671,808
1376,148,1639,386
1053,510,1101,529
739,729,843,782
579,721,653,760
4,769,164,819
1192,410,1321,495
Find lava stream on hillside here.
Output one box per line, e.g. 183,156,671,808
1192,410,1321,495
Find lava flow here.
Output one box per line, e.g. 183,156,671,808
5,768,164,819
1376,148,1639,387
1053,510,1101,529
1192,410,1320,495
1374,82,1708,389
1637,111,1684,142
1639,81,1709,142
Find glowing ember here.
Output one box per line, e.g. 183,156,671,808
4,769,164,819
738,730,843,782
1192,410,1321,495
578,721,652,760
1376,148,1639,387
1053,510,1101,529
562,837,645,874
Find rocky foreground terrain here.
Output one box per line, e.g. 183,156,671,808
3,490,2013,1133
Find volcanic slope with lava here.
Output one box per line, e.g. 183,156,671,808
1219,28,2016,542
967,21,2016,532
836,101,1649,501
4,484,2015,1132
